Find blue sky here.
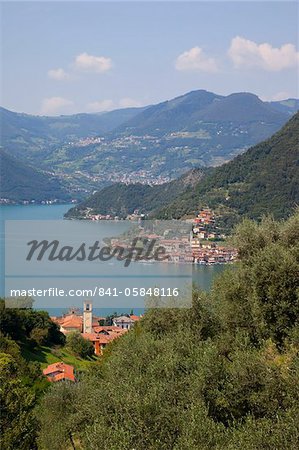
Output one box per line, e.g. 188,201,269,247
1,1,298,115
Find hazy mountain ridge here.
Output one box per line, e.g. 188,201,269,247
267,98,299,116
115,91,288,136
34,91,295,183
1,90,297,200
0,106,146,160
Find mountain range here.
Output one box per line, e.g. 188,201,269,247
66,112,299,228
113,91,294,136
0,105,146,159
1,90,298,202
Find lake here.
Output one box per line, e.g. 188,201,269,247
0,203,227,314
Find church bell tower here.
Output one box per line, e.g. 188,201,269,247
83,300,93,333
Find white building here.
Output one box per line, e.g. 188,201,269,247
112,316,136,330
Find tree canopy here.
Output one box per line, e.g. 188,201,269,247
36,211,299,449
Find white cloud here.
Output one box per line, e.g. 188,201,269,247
86,99,115,112
228,36,299,71
270,91,293,101
74,52,112,73
86,98,142,112
48,68,70,81
119,97,142,108
260,91,297,102
175,47,218,73
40,97,74,115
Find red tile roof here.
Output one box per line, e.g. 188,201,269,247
82,332,112,344
43,362,75,382
93,325,127,334
54,314,82,329
130,315,141,321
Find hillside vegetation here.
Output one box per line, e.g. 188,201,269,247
115,91,289,136
0,301,98,449
36,212,299,450
0,106,146,157
0,149,71,202
157,111,299,224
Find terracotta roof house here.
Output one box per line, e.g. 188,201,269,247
52,304,105,335
82,332,114,355
55,314,83,334
93,325,127,334
130,314,141,321
51,303,134,356
43,362,75,382
83,326,128,355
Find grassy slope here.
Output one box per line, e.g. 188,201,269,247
21,343,97,371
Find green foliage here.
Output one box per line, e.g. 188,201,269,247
36,212,299,449
35,381,90,450
66,332,95,359
0,149,71,202
0,301,65,346
158,112,299,225
30,327,49,346
0,350,38,449
0,305,67,448
217,211,299,345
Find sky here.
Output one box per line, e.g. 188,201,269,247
1,1,298,115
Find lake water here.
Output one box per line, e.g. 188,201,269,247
0,204,226,314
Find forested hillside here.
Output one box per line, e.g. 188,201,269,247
158,111,299,223
0,303,65,449
114,91,288,137
0,150,71,202
36,212,299,449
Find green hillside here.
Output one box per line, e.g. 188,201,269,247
115,91,288,136
157,112,299,224
113,90,222,135
0,149,71,202
48,91,292,179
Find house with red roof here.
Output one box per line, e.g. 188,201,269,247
43,362,75,382
51,302,141,356
52,304,104,335
130,314,141,322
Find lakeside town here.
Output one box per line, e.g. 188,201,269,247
89,207,238,266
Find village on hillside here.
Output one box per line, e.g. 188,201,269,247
43,301,141,382
191,208,237,264
101,208,238,266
